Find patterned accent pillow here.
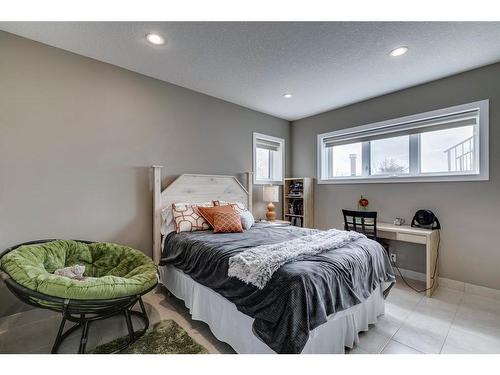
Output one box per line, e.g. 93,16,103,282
171,203,213,233
213,211,244,233
197,205,236,228
163,202,213,234
239,210,255,230
213,200,247,214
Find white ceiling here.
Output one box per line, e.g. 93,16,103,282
2,22,500,121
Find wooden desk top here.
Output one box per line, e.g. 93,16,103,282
378,222,436,236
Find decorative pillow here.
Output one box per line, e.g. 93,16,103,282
240,210,255,230
163,202,213,234
198,205,236,228
213,211,244,233
213,200,247,214
172,203,213,233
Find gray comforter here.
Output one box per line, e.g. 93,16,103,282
160,223,395,353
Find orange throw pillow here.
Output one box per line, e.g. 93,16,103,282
213,211,244,233
197,205,235,228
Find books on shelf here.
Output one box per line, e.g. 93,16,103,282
289,216,303,227
283,177,313,228
287,201,303,216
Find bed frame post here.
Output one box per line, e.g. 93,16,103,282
152,165,163,264
246,171,253,214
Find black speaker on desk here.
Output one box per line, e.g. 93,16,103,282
411,209,441,230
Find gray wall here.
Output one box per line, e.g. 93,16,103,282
0,31,290,317
291,62,500,290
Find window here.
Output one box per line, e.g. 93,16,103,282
370,135,409,176
253,132,284,184
318,100,489,183
326,142,362,178
420,126,475,173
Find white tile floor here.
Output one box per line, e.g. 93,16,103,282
1,277,499,354
352,278,500,354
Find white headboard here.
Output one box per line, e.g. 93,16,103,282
151,166,253,263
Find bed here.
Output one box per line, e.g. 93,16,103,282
151,166,395,354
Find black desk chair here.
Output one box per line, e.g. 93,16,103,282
342,209,390,256
342,209,378,240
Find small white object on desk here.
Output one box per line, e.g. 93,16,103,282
377,222,440,297
393,217,405,226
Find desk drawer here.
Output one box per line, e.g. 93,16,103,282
378,230,396,240
397,233,427,244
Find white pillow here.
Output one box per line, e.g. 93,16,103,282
214,200,247,213
161,206,175,235
240,210,255,230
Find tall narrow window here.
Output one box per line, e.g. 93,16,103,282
318,100,488,183
253,133,284,184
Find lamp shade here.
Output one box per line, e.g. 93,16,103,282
263,185,279,203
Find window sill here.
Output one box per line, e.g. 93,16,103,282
318,173,489,184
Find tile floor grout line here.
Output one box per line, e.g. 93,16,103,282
385,285,439,353
390,335,425,353
391,287,463,354
438,290,465,354
377,336,392,354
377,286,424,353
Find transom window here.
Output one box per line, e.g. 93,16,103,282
253,132,284,184
318,100,489,184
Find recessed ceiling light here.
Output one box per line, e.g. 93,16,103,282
146,33,165,46
389,46,408,57
282,93,293,99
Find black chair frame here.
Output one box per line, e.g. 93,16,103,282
0,239,157,354
342,209,378,240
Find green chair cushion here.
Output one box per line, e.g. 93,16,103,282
0,240,157,300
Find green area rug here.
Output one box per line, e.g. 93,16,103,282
92,320,208,354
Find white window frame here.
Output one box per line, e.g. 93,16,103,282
317,100,489,184
253,132,285,185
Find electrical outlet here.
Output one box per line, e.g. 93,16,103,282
390,253,397,263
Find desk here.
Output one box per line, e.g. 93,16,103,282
378,222,440,297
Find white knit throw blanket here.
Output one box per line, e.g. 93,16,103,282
228,229,365,289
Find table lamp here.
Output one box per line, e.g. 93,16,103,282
263,185,279,220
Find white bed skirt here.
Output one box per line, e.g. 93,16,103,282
158,265,385,354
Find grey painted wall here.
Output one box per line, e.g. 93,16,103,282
0,31,290,317
291,62,500,290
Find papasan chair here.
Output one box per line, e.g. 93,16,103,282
0,239,158,354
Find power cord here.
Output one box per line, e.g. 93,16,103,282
390,233,440,293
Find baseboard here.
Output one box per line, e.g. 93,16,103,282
396,267,426,282
438,277,465,292
439,277,500,301
395,267,500,301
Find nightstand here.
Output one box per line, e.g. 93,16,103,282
258,219,291,226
